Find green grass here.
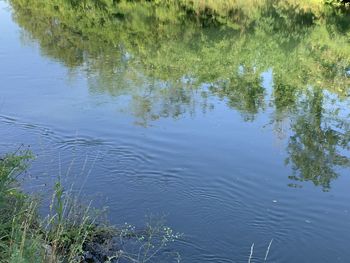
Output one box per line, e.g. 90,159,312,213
0,150,95,262
0,150,181,263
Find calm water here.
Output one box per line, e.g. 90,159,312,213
1,1,350,262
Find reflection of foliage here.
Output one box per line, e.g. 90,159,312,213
324,4,350,34
10,0,350,97
8,0,350,189
258,0,317,45
210,69,265,121
286,90,350,191
129,81,200,126
273,75,298,113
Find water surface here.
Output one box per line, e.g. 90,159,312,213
1,1,350,262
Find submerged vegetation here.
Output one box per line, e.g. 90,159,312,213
0,151,181,263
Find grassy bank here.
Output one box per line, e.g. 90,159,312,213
0,151,180,263
0,150,103,262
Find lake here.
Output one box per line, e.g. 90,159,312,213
1,0,350,262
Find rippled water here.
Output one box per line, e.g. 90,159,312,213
1,1,350,262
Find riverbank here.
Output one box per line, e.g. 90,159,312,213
0,150,180,263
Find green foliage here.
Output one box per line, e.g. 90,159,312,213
0,150,41,263
104,218,182,263
0,151,102,262
0,149,32,191
0,152,181,262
